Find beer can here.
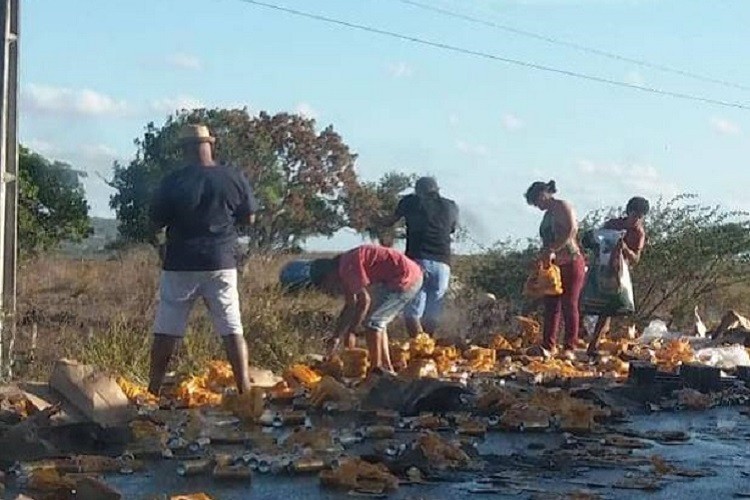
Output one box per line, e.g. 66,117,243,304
365,425,395,439
176,459,213,477
257,459,271,474
213,453,234,467
375,410,400,423
187,437,211,453
291,458,325,474
279,410,307,426
212,464,253,481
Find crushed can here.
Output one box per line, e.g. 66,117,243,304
360,425,395,440
257,459,271,474
375,410,400,424
273,410,307,427
187,437,211,453
177,459,213,477
291,458,326,474
212,464,253,482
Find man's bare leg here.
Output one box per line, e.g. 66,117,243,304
223,334,252,394
365,328,383,369
380,329,394,372
148,334,179,396
587,316,611,356
345,332,356,349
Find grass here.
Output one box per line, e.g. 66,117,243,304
16,248,341,382
16,247,503,382
25,245,745,383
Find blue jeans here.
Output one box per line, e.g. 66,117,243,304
404,259,451,331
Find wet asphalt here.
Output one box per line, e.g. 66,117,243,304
92,407,750,500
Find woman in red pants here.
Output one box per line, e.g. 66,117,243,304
525,180,586,358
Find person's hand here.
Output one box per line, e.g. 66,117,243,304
539,247,553,267
614,238,625,255
324,335,341,358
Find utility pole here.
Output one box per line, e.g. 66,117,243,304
0,0,19,379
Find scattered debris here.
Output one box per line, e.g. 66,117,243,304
319,458,399,493
675,388,713,410
49,359,132,427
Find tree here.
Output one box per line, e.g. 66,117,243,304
19,147,92,254
343,171,416,244
109,108,359,250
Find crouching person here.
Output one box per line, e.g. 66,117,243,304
281,244,423,374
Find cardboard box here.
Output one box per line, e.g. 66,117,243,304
49,359,133,428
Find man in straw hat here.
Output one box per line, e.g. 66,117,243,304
148,123,259,395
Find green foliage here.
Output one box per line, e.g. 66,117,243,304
343,171,416,243
19,146,92,255
110,108,359,250
460,239,539,310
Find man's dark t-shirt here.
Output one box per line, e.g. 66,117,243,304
395,193,458,265
150,164,258,271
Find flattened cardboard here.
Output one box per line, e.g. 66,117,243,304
49,359,132,428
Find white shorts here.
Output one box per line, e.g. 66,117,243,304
153,269,243,337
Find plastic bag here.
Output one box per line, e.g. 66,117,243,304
640,319,669,342
695,345,750,369
581,229,635,316
523,263,563,299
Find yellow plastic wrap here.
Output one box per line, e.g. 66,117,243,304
284,364,322,388
523,263,563,298
117,377,158,405
341,348,370,379
410,332,436,358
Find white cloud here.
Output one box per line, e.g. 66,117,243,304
80,144,119,161
502,113,524,131
150,95,205,113
165,52,202,71
23,84,129,117
387,61,414,78
710,117,741,136
455,140,488,158
295,102,318,119
573,159,678,202
625,70,646,87
25,138,57,156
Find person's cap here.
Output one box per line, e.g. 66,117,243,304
279,260,313,291
279,258,338,291
179,124,215,144
415,176,439,195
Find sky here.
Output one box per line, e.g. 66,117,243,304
21,0,750,252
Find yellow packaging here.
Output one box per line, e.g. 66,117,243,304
523,263,563,298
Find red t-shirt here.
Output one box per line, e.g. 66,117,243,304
603,217,646,254
338,245,422,295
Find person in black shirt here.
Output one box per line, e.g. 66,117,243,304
385,176,458,336
148,124,259,396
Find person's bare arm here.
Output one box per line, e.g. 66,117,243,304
541,201,576,261
380,213,402,228
621,230,645,265
333,290,371,339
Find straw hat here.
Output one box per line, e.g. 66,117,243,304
179,124,215,143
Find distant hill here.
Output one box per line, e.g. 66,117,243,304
60,217,119,256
